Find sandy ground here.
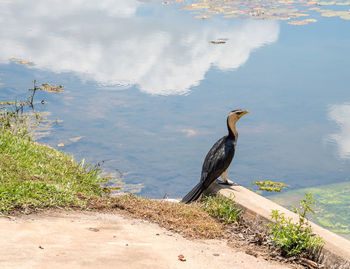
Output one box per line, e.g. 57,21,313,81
0,211,295,269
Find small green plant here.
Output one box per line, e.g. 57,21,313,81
268,193,324,257
252,180,289,192
0,80,64,137
201,195,241,224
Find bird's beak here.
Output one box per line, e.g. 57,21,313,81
238,110,249,119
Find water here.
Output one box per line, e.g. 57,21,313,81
1,0,350,200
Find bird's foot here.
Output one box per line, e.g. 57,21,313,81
216,179,239,186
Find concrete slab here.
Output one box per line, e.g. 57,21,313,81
0,211,294,269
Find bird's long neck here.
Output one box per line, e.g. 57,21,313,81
227,116,238,141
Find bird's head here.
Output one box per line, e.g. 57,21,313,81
228,109,249,123
227,109,249,137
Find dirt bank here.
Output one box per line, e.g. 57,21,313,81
0,211,296,269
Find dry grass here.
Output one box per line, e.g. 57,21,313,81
113,195,226,239
85,194,226,239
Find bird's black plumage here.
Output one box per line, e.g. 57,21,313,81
181,110,248,204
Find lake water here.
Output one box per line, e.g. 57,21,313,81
1,0,350,200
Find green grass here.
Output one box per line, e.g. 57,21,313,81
201,195,241,224
0,129,108,214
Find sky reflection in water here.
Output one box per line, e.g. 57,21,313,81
0,0,350,198
0,0,279,95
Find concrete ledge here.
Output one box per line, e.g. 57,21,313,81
207,183,350,269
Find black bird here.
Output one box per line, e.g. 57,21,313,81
181,110,249,204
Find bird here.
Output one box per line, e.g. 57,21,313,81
181,109,249,204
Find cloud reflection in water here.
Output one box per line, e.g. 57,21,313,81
0,0,279,95
328,103,350,159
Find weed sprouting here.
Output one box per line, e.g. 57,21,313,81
201,195,241,224
268,193,324,257
0,80,63,137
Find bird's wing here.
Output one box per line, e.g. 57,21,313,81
200,136,235,189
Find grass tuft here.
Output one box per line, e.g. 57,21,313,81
201,194,241,224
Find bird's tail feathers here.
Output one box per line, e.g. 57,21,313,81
181,182,204,204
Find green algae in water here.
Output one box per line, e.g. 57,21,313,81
269,182,350,240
